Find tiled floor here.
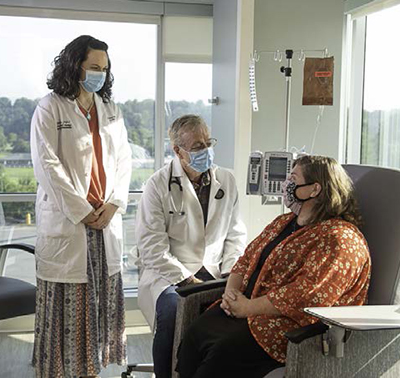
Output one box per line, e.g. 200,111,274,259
0,326,153,378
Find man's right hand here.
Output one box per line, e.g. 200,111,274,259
177,275,203,287
81,209,99,225
192,276,203,284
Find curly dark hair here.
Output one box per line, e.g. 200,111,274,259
47,35,113,102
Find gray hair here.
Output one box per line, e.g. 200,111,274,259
168,114,209,147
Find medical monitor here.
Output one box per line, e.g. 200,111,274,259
262,151,293,195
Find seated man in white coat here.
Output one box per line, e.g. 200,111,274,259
136,114,247,378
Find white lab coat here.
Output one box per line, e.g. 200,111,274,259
136,156,247,327
31,92,132,283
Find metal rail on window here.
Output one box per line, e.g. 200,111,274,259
0,192,142,202
0,193,36,202
155,18,166,171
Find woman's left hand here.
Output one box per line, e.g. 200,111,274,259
223,289,251,318
88,203,118,229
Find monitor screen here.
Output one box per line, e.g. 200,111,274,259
268,157,287,181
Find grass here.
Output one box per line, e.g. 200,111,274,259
2,167,154,189
131,168,154,181
3,167,35,184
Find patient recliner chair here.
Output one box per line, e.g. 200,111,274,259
127,164,400,378
170,164,400,378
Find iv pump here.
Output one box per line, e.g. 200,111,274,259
247,151,293,196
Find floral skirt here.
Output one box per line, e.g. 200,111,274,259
32,227,127,378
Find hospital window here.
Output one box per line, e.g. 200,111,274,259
361,5,400,168
0,14,158,290
346,3,400,168
0,12,213,292
164,62,213,162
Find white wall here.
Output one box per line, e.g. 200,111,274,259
211,0,238,169
233,0,254,234
247,0,346,239
211,0,254,234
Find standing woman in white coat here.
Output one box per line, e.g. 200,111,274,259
30,35,132,378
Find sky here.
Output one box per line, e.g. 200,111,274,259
3,7,398,112
363,4,400,112
0,15,212,104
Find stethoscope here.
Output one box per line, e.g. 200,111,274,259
167,161,225,216
168,162,185,216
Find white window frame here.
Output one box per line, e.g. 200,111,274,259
343,14,367,164
343,1,400,164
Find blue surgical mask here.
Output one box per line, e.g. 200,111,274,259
80,69,106,93
187,147,215,173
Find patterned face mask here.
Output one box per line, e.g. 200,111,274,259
282,179,314,215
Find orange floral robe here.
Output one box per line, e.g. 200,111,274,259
231,213,371,363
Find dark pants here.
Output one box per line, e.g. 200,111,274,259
153,285,179,378
153,269,215,378
176,305,284,378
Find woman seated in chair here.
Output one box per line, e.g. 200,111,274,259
176,155,371,378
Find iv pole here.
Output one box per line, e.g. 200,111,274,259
250,48,328,152
281,49,293,152
250,48,328,209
